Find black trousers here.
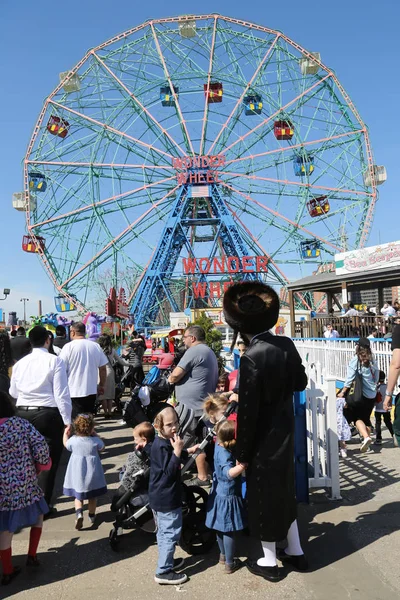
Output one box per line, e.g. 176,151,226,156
375,411,394,439
16,407,64,506
71,394,97,419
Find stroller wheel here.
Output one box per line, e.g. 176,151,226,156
109,528,120,552
180,485,215,555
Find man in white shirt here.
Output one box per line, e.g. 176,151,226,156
323,324,339,339
381,302,397,318
10,325,72,513
60,322,108,417
341,302,359,317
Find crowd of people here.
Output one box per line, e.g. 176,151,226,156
0,282,399,588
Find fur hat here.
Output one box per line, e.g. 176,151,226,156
223,281,280,336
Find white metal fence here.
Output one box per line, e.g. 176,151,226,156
294,338,395,389
305,362,341,500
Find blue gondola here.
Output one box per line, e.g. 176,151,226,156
160,85,179,107
244,94,262,115
54,295,76,312
29,172,47,192
300,240,321,259
293,154,314,176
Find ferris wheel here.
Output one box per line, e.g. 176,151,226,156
19,14,386,325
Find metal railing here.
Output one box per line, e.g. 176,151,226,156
294,315,390,339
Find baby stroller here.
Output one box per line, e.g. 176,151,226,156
123,367,175,427
108,405,215,555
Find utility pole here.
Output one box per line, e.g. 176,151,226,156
20,298,29,325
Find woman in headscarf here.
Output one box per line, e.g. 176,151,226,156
223,281,308,582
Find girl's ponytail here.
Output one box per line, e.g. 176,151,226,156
216,420,236,450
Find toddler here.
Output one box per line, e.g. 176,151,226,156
374,370,394,445
205,420,246,573
336,395,352,458
149,406,198,585
63,414,107,529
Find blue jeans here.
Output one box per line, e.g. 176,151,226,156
154,508,182,575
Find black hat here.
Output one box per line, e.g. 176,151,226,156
223,281,280,335
357,337,371,348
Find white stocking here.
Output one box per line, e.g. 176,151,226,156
257,540,277,567
285,520,303,556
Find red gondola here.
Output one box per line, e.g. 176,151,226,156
47,115,70,138
274,120,294,140
204,82,223,103
307,196,330,217
22,235,45,253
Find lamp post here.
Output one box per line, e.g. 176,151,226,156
20,298,29,325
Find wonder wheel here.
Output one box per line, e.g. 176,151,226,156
21,14,385,325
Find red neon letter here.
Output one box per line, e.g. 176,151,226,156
256,256,268,272
217,155,226,167
199,258,211,274
182,258,197,274
192,281,207,298
209,282,221,297
223,281,234,293
242,256,254,273
212,256,225,273
227,257,240,273
177,172,187,185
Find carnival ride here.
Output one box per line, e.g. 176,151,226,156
18,15,386,326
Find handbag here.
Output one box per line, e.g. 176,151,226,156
346,361,364,408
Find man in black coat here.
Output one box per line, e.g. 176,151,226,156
10,326,31,362
223,281,308,582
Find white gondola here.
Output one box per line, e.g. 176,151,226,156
179,18,196,38
59,71,81,93
363,165,387,187
12,193,36,211
300,52,321,75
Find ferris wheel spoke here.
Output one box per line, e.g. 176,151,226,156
207,33,280,156
26,159,174,172
48,100,174,164
220,72,332,160
91,50,186,158
29,175,176,229
150,22,195,156
222,171,370,199
59,185,179,288
199,15,218,156
224,129,364,169
220,180,341,252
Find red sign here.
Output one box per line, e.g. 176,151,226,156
182,255,268,274
173,154,226,186
105,287,129,319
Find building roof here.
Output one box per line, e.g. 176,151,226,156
287,265,400,293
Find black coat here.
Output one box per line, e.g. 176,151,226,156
236,332,307,542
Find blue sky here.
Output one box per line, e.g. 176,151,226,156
0,0,398,320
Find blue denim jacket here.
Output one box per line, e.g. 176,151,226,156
344,356,379,399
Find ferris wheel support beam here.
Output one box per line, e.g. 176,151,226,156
29,176,176,229
200,15,218,156
222,73,332,158
91,50,187,157
26,160,175,170
225,129,365,168
207,32,280,156
220,181,342,253
48,100,175,163
59,185,180,289
150,22,195,156
222,171,369,198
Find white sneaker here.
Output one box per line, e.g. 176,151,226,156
360,437,372,453
340,448,347,458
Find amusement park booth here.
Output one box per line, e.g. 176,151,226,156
287,241,400,338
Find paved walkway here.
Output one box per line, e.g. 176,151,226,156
5,418,400,600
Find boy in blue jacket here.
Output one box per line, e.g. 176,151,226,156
150,405,198,585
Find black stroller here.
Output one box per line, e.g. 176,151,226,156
109,371,215,555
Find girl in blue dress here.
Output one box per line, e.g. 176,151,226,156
205,420,246,574
63,414,107,530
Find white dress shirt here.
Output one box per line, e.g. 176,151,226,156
60,339,108,397
324,329,339,339
10,347,72,425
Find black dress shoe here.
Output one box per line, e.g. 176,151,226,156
1,566,21,586
245,559,280,582
277,549,309,571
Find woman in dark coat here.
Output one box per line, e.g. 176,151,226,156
223,281,308,582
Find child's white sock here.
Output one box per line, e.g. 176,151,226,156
285,520,303,556
257,540,277,567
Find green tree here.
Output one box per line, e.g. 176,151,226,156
190,313,225,372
